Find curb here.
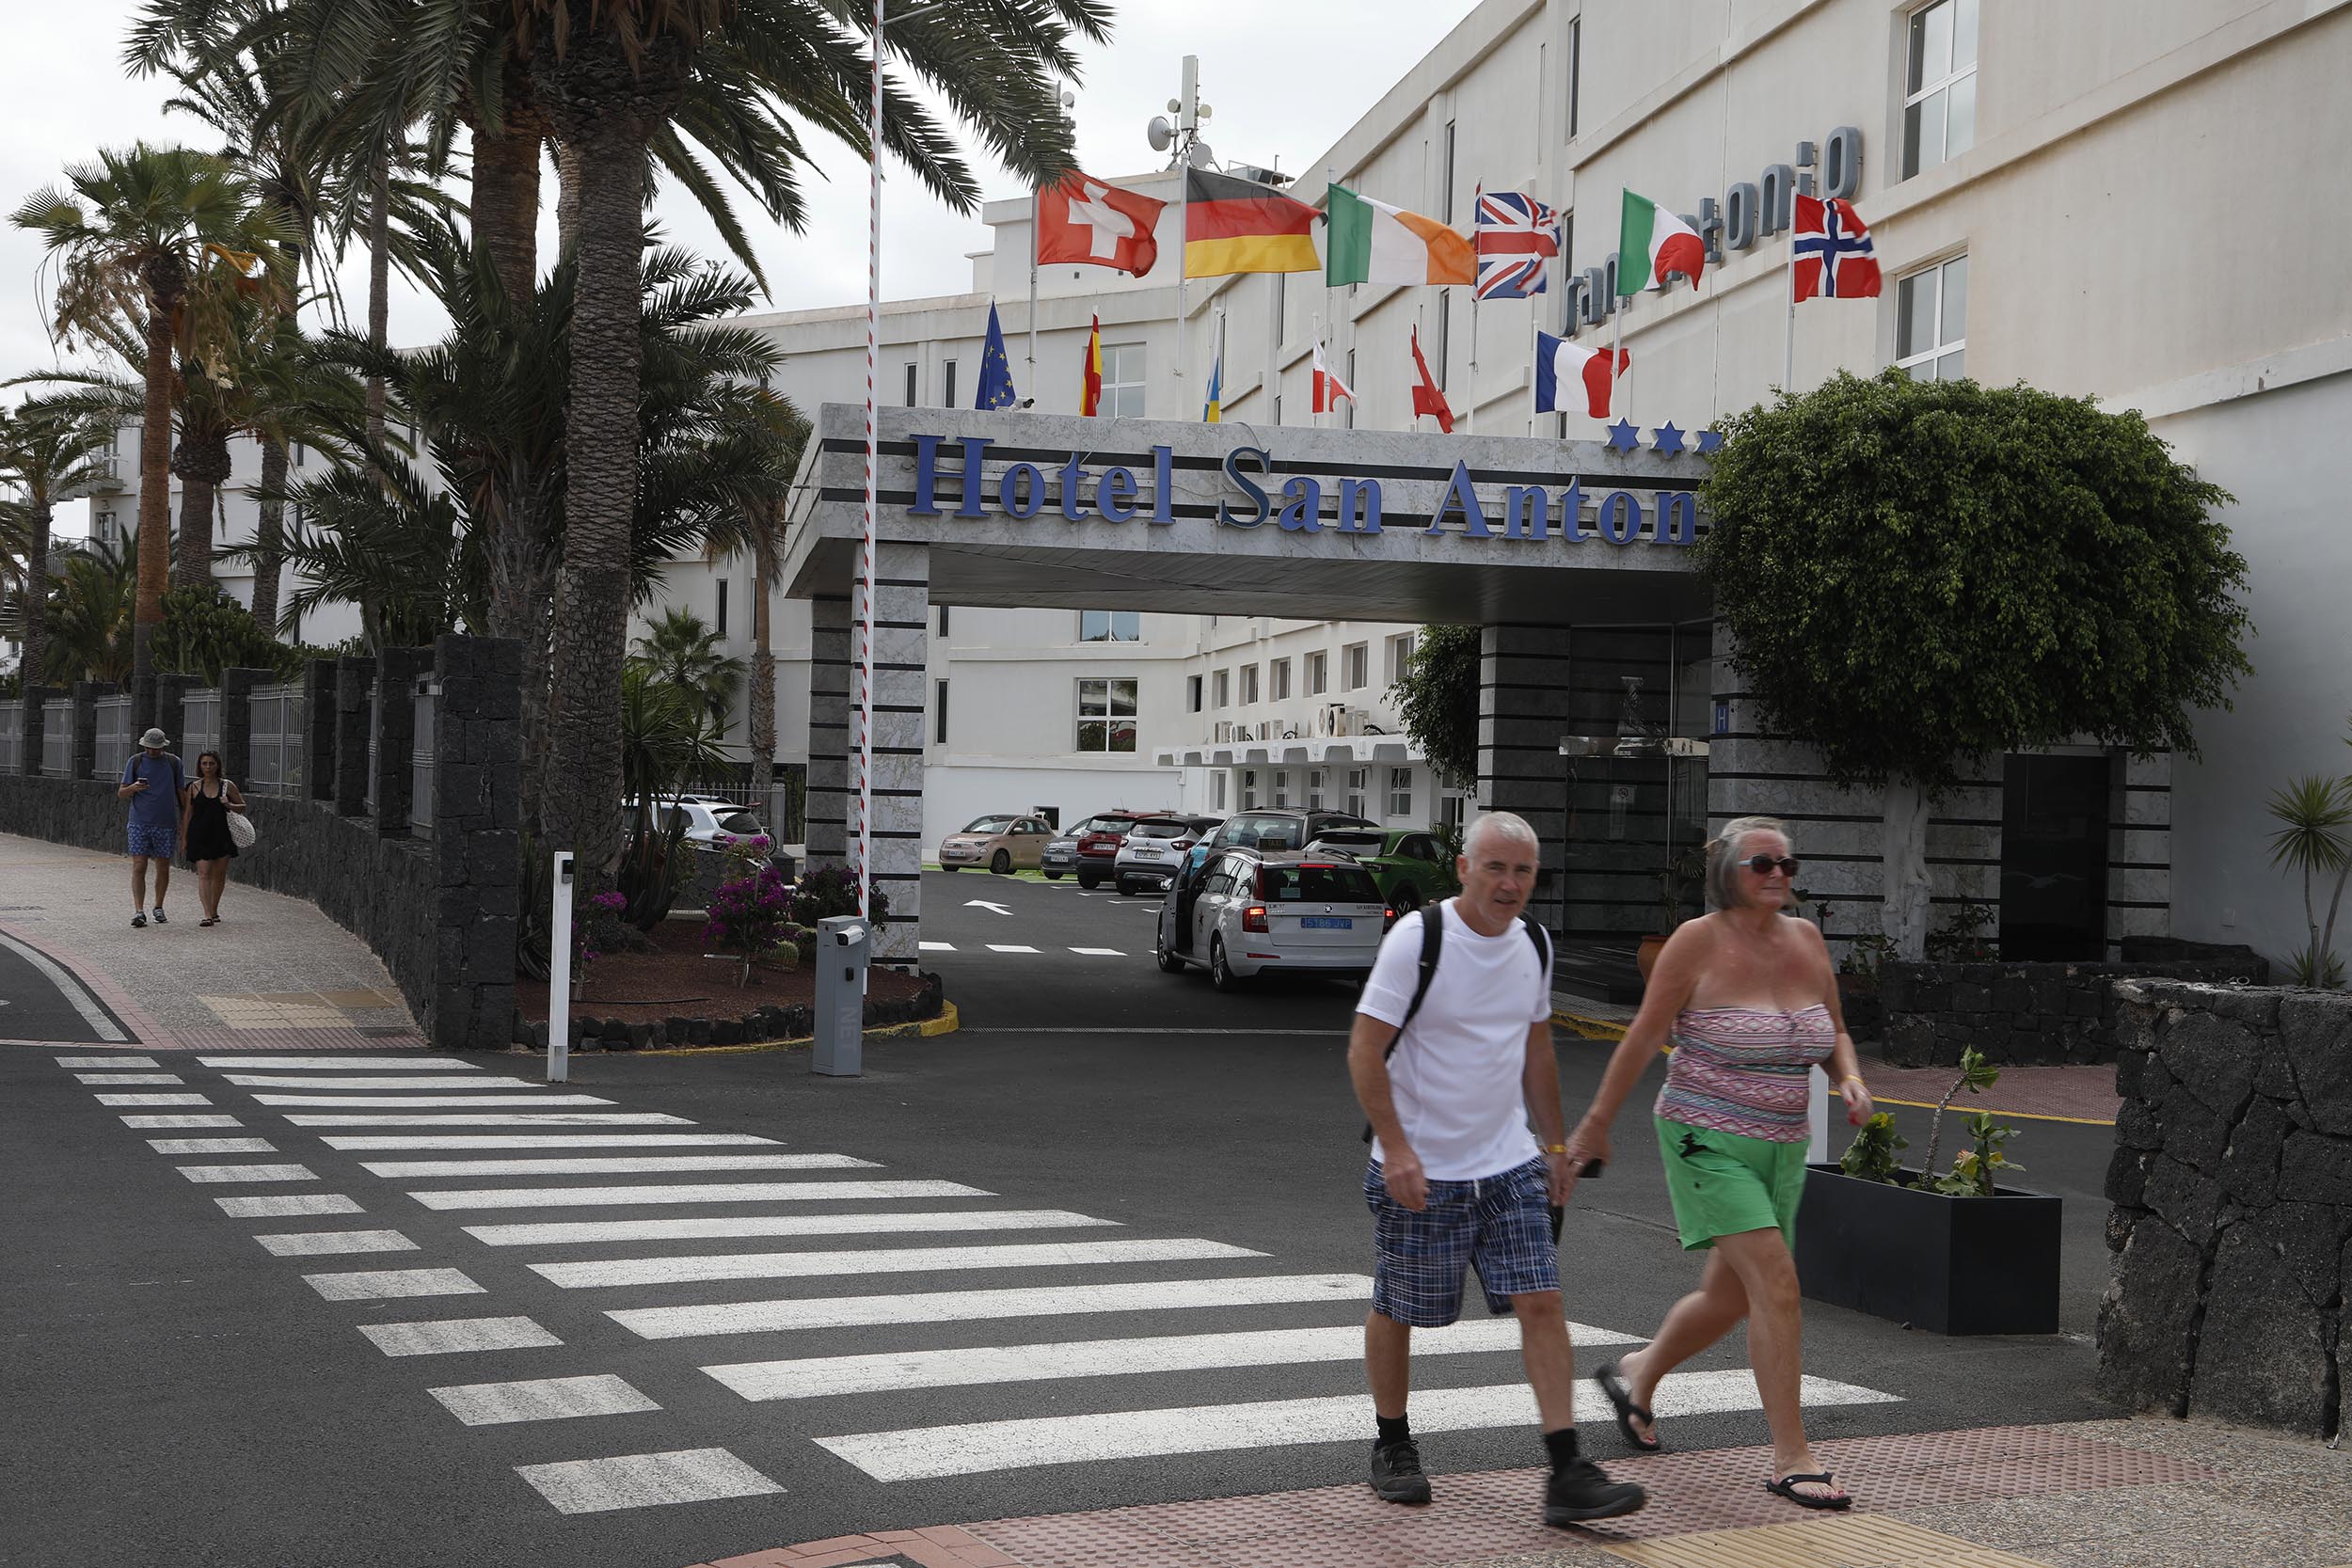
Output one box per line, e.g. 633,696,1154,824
631,1001,961,1057
1549,1006,1629,1041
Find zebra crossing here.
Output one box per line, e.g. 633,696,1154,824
64,1047,1902,1524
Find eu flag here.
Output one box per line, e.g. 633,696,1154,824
976,302,1018,409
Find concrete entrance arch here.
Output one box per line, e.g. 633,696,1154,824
780,404,1713,962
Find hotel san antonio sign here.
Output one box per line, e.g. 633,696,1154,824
906,433,1701,549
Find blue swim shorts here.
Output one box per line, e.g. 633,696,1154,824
1363,1155,1560,1327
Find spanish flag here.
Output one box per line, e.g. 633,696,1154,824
1080,313,1104,415
1184,167,1320,277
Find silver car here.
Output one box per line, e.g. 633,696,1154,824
1113,814,1220,896
1153,849,1388,990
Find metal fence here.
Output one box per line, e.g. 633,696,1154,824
40,698,72,777
248,683,305,796
409,679,436,833
180,690,221,765
363,689,378,813
90,695,132,781
0,701,19,775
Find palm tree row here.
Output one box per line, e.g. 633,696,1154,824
8,0,1106,879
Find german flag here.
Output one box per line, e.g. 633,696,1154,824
1184,168,1320,277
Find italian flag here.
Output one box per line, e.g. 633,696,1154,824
1325,183,1475,287
1617,188,1705,293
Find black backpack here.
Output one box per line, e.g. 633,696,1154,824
1361,899,1552,1143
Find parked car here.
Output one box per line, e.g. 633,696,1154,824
937,814,1056,874
623,795,769,848
1068,809,1168,889
1153,848,1389,990
1303,826,1458,913
1113,815,1222,896
1194,808,1377,860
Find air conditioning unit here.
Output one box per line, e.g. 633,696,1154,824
1347,708,1373,735
1315,703,1349,737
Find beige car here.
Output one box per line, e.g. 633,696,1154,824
937,814,1056,874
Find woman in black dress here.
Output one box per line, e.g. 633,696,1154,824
180,751,246,927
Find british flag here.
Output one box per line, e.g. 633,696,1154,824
1472,188,1562,300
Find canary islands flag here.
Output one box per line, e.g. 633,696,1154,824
976,302,1017,409
1202,345,1223,422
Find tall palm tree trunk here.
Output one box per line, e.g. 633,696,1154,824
22,499,53,687
172,420,230,589
469,69,547,308
250,434,290,633
132,272,182,704
555,142,585,252
365,145,390,451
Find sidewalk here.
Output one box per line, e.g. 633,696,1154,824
684,1417,2352,1567
0,832,421,1050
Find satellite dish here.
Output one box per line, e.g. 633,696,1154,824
1058,87,1075,111
1146,116,1173,152
1186,141,1216,168
1167,98,1183,114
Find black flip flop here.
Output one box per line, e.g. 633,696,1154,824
1592,1359,1660,1451
1764,1471,1852,1511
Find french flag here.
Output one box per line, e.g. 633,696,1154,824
1535,330,1628,420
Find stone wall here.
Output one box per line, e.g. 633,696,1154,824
0,635,521,1051
2098,979,2352,1439
1882,955,2270,1067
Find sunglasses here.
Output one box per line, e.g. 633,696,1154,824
1742,854,1801,877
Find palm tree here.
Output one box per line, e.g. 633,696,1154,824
0,398,117,687
698,383,806,797
516,0,1104,883
10,144,291,704
628,605,743,733
42,540,140,686
238,455,467,651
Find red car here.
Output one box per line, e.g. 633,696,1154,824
1049,809,1168,890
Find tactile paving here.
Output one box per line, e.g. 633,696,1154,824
1599,1514,2054,1566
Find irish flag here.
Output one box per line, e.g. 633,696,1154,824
1325,183,1475,287
1534,329,1628,420
1617,188,1705,293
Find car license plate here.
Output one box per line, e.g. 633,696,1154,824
1300,916,1353,929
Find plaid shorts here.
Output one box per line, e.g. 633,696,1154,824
1363,1155,1561,1327
126,822,178,860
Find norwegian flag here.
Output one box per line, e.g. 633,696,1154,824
1472,187,1562,300
1792,195,1883,301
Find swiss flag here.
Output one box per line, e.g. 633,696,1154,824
1037,170,1166,277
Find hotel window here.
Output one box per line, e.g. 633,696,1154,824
937,603,950,637
1240,664,1260,705
1390,767,1415,820
715,579,729,636
1308,768,1327,809
94,509,119,544
1441,119,1457,223
1565,17,1581,138
903,362,919,404
1075,677,1138,753
1307,649,1329,695
1346,768,1369,818
1215,669,1231,708
1386,631,1417,686
1187,674,1203,713
1080,610,1140,641
1902,0,1978,179
1434,293,1450,390
1343,641,1369,690
1273,269,1287,347
1270,657,1292,701
1212,772,1227,809
1242,768,1260,809
943,358,958,409
1273,769,1291,808
1102,343,1147,418
1896,255,1968,382
935,678,949,745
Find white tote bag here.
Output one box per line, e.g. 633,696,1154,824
226,787,258,850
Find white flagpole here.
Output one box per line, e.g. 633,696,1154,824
1026,184,1041,398
856,0,882,922
1527,312,1539,437
1609,291,1624,427
1310,310,1321,428
1783,219,1799,393
1174,55,1197,400
1325,163,1338,428
1466,183,1481,436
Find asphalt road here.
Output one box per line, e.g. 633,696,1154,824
0,928,135,1045
2,871,2124,1568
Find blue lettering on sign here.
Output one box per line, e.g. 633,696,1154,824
1100,466,1138,521
1277,476,1322,532
1219,445,1270,528
1598,491,1641,545
901,432,1697,548
1000,462,1045,519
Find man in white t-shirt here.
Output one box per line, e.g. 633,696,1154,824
1347,811,1646,1526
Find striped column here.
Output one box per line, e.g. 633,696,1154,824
1477,625,1573,932
864,541,930,966
806,596,850,869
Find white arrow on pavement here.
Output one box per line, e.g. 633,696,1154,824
963,900,1013,915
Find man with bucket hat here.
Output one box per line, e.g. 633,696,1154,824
116,726,185,927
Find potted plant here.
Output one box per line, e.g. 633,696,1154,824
1793,1047,2062,1335
1636,846,1707,980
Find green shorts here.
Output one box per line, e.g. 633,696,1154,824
1654,1117,1810,1252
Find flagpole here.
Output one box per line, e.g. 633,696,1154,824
1609,293,1624,431
1173,55,1197,402
857,0,882,923
1783,219,1798,393
1026,184,1041,398
1310,311,1321,429
1527,312,1537,438
1466,287,1479,436
1325,162,1338,431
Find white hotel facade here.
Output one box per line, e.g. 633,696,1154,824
64,0,2352,969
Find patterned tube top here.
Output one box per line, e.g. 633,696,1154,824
1654,1004,1836,1143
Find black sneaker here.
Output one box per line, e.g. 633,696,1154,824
1543,1458,1647,1525
1368,1437,1433,1505
131,913,147,928
151,906,167,925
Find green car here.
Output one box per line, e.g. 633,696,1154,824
1303,827,1458,913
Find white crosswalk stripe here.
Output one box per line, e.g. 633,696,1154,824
217,1194,362,1217
918,941,955,951
198,1056,484,1069
76,1072,183,1085
354,1153,876,1179
284,1112,691,1127
304,1267,485,1301
95,1092,210,1106
149,1137,276,1154
611,1274,1373,1340
407,1179,989,1212
429,1373,660,1427
985,943,1041,953
463,1209,1117,1248
178,1163,317,1183
359,1317,564,1356
57,1055,161,1068
256,1229,421,1258
223,1074,536,1089
531,1237,1261,1290
252,1094,616,1107
513,1448,782,1514
1069,947,1125,956
321,1132,780,1150
122,1114,243,1129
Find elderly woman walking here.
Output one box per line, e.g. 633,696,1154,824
1562,816,1872,1510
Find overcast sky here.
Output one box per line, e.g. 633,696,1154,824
3,1,1481,387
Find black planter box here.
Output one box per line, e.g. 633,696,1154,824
1794,1164,2061,1335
